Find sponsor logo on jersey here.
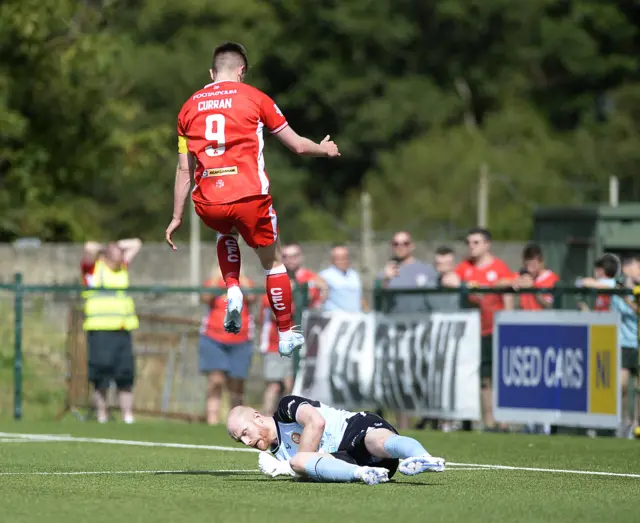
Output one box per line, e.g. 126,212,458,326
291,433,301,444
216,180,224,188
203,166,238,177
192,89,237,100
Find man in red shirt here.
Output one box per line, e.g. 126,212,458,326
165,42,340,358
200,269,256,425
455,227,514,430
514,244,560,310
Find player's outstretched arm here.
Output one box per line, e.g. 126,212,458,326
275,127,340,158
165,154,193,250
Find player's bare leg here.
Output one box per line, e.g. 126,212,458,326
364,428,445,476
217,231,243,334
289,452,389,485
255,240,304,357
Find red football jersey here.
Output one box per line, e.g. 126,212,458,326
519,270,560,311
177,81,288,205
456,257,515,336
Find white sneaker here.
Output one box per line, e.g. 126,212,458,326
123,415,135,425
97,413,108,424
355,466,389,485
399,455,446,475
224,286,243,334
278,329,304,357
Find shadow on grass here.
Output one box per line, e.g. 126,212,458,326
154,470,263,477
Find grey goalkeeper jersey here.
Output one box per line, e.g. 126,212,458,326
269,395,352,461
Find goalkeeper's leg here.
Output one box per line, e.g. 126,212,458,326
365,429,445,476
290,452,389,485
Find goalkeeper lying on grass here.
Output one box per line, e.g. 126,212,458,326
227,395,445,485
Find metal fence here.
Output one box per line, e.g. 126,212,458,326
1,273,638,423
0,273,308,421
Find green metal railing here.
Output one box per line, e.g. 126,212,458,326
373,283,639,312
2,273,311,420
4,273,638,422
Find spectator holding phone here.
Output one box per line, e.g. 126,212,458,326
513,244,560,310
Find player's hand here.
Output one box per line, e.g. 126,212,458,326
320,135,341,158
258,452,280,477
258,452,297,478
165,218,182,251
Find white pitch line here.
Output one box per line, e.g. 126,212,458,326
448,462,640,479
444,467,489,471
0,432,258,453
0,469,259,476
0,438,47,443
1,432,638,479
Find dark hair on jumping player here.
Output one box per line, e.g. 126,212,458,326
435,245,454,256
466,227,492,242
596,254,619,279
212,41,249,72
522,243,543,261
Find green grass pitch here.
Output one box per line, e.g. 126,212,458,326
0,420,638,523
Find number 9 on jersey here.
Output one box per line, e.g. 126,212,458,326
205,114,226,157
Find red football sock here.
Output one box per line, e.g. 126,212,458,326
217,235,241,288
266,266,293,332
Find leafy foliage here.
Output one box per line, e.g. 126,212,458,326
1,0,639,241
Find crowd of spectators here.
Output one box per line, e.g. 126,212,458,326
80,230,638,437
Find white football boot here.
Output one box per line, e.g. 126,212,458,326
223,286,243,334
399,455,446,475
278,329,305,357
354,466,390,485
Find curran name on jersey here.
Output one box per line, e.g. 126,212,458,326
198,98,233,111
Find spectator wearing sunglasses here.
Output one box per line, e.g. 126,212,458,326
378,231,438,430
455,227,515,432
380,231,438,315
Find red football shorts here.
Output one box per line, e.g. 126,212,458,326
194,195,279,249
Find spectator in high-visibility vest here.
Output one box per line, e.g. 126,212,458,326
82,239,142,424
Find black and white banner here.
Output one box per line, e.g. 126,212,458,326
293,311,481,420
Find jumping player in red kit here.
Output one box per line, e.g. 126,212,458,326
165,42,340,357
